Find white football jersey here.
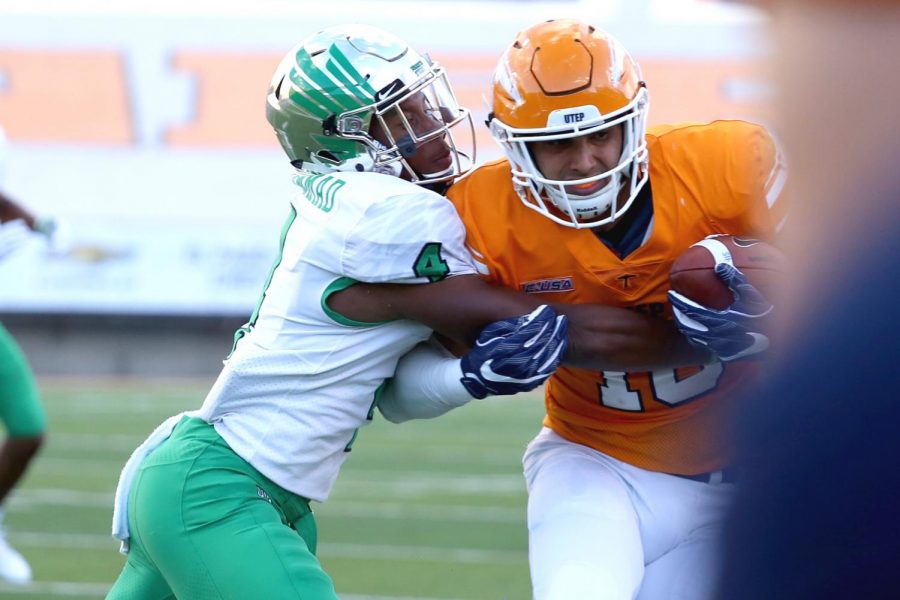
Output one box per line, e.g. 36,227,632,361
197,171,475,502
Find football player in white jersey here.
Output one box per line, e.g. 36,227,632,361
105,25,573,600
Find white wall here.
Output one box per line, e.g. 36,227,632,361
0,0,770,316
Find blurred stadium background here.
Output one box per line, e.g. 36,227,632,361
0,0,770,597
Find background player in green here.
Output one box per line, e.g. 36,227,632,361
0,124,60,585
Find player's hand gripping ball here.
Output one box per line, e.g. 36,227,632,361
669,235,786,310
668,235,787,361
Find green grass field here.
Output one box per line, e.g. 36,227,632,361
0,379,547,599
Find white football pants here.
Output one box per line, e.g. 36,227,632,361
523,427,735,600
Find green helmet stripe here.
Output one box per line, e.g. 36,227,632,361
287,87,331,119
288,45,383,123
290,75,345,115
298,47,380,113
293,49,356,113
324,60,375,106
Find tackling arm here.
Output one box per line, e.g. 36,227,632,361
329,274,710,370
328,274,536,347
554,301,712,370
380,304,568,423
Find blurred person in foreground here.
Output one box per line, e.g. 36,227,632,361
381,19,786,600
0,124,58,585
106,24,725,599
718,2,900,598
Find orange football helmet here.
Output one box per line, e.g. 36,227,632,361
489,19,650,228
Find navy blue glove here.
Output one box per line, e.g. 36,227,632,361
460,305,569,399
667,263,773,362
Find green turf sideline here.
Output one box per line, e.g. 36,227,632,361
4,380,543,599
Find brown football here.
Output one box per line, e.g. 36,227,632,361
669,236,787,310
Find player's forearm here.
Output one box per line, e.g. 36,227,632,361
331,275,541,347
378,340,474,423
339,278,709,369
553,303,713,371
0,195,37,229
0,435,44,503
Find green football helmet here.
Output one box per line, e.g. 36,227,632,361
266,24,475,185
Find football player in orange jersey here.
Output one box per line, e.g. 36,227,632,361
441,19,786,600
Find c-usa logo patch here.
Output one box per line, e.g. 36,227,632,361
521,277,574,294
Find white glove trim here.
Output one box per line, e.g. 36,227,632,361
693,236,734,269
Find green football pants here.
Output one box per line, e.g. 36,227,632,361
106,417,338,600
0,323,45,437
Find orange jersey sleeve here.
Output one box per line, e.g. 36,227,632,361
447,121,787,475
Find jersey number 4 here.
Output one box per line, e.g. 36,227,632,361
413,242,450,282
597,363,724,411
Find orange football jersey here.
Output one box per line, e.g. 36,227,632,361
448,120,788,475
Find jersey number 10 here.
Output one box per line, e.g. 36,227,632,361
597,363,724,411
